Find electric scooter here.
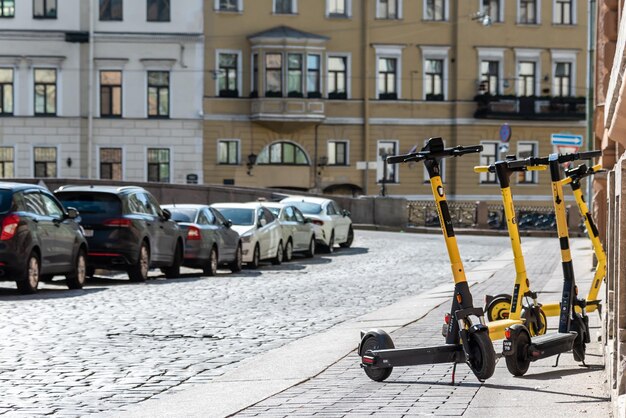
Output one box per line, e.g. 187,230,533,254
473,159,549,341
502,150,601,376
358,137,496,383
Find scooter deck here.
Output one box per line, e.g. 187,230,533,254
529,331,577,360
366,344,465,367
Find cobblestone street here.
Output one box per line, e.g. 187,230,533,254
0,231,508,416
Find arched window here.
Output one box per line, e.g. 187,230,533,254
256,141,310,165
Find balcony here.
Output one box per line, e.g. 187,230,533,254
250,96,326,131
473,95,586,120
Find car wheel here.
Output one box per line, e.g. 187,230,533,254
340,225,354,248
128,242,150,282
203,246,218,276
324,231,335,253
272,241,284,265
229,244,243,273
163,241,183,278
284,239,293,262
304,237,315,258
247,245,260,269
16,251,40,294
65,249,87,290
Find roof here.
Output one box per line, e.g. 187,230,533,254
54,185,145,194
211,202,264,209
248,26,329,42
0,182,46,191
280,196,330,205
162,204,209,210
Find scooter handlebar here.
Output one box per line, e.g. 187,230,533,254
387,144,483,165
386,153,426,164
474,165,493,173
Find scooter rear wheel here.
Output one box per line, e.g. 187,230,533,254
486,295,511,322
505,331,531,376
361,336,393,382
467,332,496,381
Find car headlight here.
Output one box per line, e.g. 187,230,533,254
241,233,253,243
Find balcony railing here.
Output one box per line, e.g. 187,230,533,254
250,97,325,123
473,95,586,120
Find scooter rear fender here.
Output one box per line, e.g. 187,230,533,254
502,324,531,357
358,329,395,356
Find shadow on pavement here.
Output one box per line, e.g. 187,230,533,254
515,363,605,381
483,381,610,401
0,286,107,300
325,247,368,257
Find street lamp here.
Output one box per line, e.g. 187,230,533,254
246,152,257,176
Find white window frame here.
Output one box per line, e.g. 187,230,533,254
214,0,243,12
478,141,499,184
478,0,505,23
327,140,350,166
97,69,124,118
32,66,61,117
514,48,541,97
97,145,126,181
215,49,242,98
373,45,404,99
376,0,403,19
32,145,59,179
517,0,541,24
326,53,352,99
516,141,539,184
551,49,577,97
0,145,15,179
145,146,173,183
217,139,241,165
420,46,449,100
273,0,297,14
552,0,576,25
477,48,505,95
423,0,448,21
326,0,352,17
377,140,399,184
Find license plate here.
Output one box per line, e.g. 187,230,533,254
83,229,94,237
503,340,513,352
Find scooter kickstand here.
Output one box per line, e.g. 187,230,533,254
552,353,561,368
450,362,457,386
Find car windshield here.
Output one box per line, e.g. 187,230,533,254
286,201,322,215
214,208,255,225
55,192,122,215
0,190,12,214
168,208,197,223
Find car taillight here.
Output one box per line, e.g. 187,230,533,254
311,219,324,226
103,218,132,228
0,214,19,241
187,226,201,240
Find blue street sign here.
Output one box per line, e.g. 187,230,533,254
550,133,583,147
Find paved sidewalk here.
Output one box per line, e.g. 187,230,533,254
117,237,610,417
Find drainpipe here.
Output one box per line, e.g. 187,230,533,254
362,0,370,195
586,0,596,206
87,0,95,179
449,0,459,196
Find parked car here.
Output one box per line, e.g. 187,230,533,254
259,202,316,260
211,202,282,268
55,185,185,282
280,196,353,253
162,204,242,275
0,182,88,294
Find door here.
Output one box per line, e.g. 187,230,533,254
143,192,176,263
257,207,280,259
22,192,56,269
328,200,350,242
211,208,238,259
40,192,75,270
292,207,312,251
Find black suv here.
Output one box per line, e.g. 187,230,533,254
55,185,185,282
0,182,88,294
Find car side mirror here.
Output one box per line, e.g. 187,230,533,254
224,220,233,228
342,209,351,217
66,207,79,219
258,218,267,228
161,208,172,220
303,218,311,224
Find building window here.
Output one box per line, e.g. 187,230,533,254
519,0,537,24
218,0,240,11
34,68,56,116
100,70,122,117
100,0,123,21
265,53,283,97
482,0,501,22
0,147,14,178
34,147,57,178
0,68,13,115
480,60,499,95
425,59,444,101
147,0,169,22
328,0,347,17
257,142,309,165
274,0,295,14
307,55,321,97
0,0,14,17
218,53,239,97
517,61,536,96
554,0,572,24
425,0,445,21
100,147,122,180
479,142,498,184
252,53,259,96
328,141,348,165
517,142,537,183
33,0,56,18
553,62,571,96
378,57,397,100
147,148,170,182
377,141,398,183
328,56,347,99
377,0,398,19
288,54,303,97
147,71,169,118
218,140,239,165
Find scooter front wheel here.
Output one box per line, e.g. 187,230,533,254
486,295,512,322
467,331,496,381
360,335,393,382
505,331,531,376
571,315,588,362
529,308,548,336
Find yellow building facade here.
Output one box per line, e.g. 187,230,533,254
204,0,587,202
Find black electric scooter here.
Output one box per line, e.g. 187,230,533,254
358,137,496,383
502,150,601,376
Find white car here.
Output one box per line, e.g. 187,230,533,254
259,202,316,261
211,202,283,268
280,196,353,253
